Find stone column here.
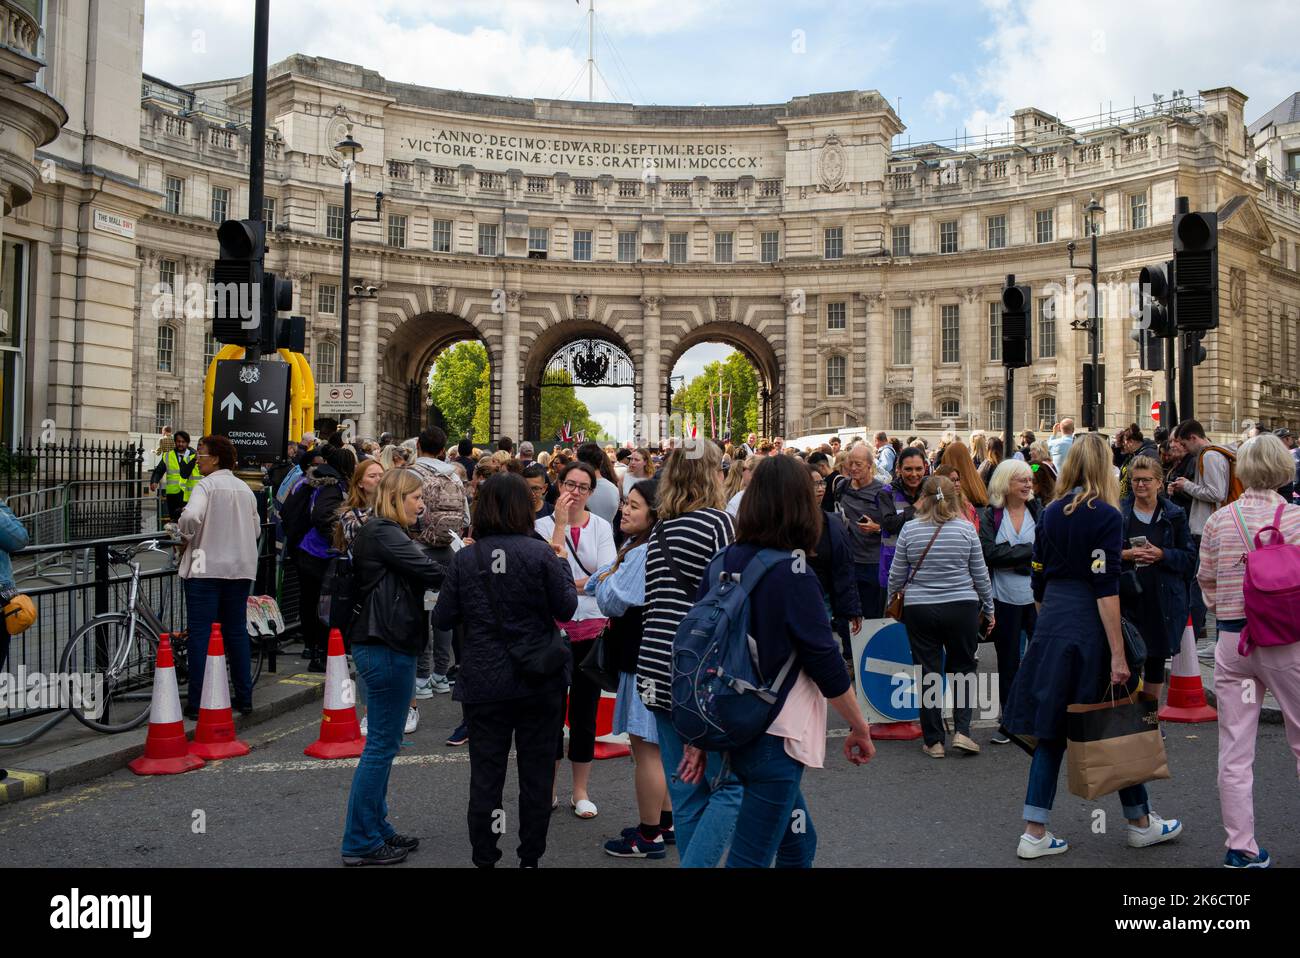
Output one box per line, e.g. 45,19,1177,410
962,288,982,431
359,294,380,439
499,289,524,442
783,290,806,437
858,291,884,430
640,294,664,443
912,291,934,420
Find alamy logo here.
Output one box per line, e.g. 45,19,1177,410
49,888,151,938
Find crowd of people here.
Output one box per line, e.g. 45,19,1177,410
167,410,1300,869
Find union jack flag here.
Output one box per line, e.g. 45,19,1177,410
557,420,573,443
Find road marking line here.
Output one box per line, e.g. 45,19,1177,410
0,770,46,804
278,678,323,687
235,752,472,773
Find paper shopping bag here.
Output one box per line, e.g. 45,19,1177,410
1066,690,1170,800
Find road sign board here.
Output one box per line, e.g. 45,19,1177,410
317,382,366,414
213,359,291,464
849,619,945,724
1151,400,1161,423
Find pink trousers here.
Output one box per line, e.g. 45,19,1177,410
1213,631,1300,855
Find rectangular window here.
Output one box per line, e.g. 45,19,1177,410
155,400,177,433
477,224,498,256
431,219,452,252
211,186,230,223
204,332,218,369
669,232,688,264
165,176,183,215
387,214,407,248
939,220,958,254
827,356,846,397
892,307,912,365
891,225,911,257
988,398,1005,432
826,302,847,331
617,230,638,263
1036,397,1057,430
158,259,177,291
987,214,1007,249
317,284,337,315
988,302,1002,362
1129,193,1148,230
573,179,593,196
1037,296,1056,358
714,232,734,263
156,325,175,373
941,304,961,364
892,402,913,433
528,227,549,256
263,197,276,227
315,341,337,384
714,182,735,199
618,180,640,198
573,229,593,261
1035,208,1054,244
824,227,843,260
668,181,690,198
760,230,780,263
326,204,344,240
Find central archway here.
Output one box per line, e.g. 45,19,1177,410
523,320,638,447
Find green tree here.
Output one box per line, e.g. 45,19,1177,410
428,341,488,442
539,370,608,443
471,361,491,444
670,351,760,439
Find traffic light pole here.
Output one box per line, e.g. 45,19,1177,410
1178,332,1196,422
245,0,269,365
1003,366,1014,458
1164,333,1178,427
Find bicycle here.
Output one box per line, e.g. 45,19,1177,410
59,540,266,733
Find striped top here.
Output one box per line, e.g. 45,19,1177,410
885,517,994,616
636,508,735,711
1197,489,1300,620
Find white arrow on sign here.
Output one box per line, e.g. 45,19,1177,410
220,392,243,420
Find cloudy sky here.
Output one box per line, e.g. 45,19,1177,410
144,0,1300,440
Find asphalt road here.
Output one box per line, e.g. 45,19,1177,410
2,686,1295,868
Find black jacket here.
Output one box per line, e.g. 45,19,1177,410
349,517,445,656
977,499,1045,578
434,534,578,704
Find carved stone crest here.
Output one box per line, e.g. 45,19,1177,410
324,109,355,169
574,293,590,320
714,295,732,322
429,285,449,313
818,134,846,193
1230,267,1246,316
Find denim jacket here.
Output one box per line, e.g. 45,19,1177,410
0,501,29,589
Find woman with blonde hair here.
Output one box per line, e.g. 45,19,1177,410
970,431,988,469
1003,431,1183,860
938,440,989,525
378,445,406,471
886,475,993,758
634,441,741,866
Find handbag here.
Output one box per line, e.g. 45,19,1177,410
579,626,621,692
886,523,944,622
475,544,570,685
1066,687,1170,799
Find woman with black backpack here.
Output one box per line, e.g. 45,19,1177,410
433,473,578,868
341,468,444,866
676,455,875,868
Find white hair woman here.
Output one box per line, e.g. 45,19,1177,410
1197,434,1300,868
978,458,1042,744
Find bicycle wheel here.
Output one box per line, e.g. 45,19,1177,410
60,613,162,733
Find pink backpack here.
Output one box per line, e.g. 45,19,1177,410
1229,502,1300,655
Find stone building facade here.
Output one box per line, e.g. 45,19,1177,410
11,25,1300,443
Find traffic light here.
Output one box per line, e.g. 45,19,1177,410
1186,329,1208,366
258,271,294,353
213,219,265,345
1082,361,1105,426
1132,326,1164,371
1172,206,1218,331
1001,274,1032,368
1136,261,1176,337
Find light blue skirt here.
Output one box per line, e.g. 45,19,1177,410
612,670,659,744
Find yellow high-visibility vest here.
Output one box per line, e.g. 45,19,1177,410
164,449,198,500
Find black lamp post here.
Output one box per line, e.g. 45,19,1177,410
334,128,383,382
1068,193,1106,430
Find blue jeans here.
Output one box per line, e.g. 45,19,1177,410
341,642,416,857
654,711,743,867
1023,738,1150,825
725,733,816,868
184,578,253,708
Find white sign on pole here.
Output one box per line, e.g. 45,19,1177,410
317,382,366,414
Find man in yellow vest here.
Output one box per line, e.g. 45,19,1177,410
149,429,198,523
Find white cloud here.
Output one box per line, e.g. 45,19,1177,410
926,89,958,119
954,0,1300,136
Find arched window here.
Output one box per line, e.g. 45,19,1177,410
156,325,175,373
988,398,1005,432
1036,396,1057,430
826,355,846,397
892,401,913,433
316,340,338,384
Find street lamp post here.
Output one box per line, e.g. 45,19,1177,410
334,128,383,383
1068,194,1106,430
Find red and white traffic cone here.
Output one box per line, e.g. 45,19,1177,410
128,634,206,775
304,628,366,759
1159,616,1217,723
188,624,250,760
867,720,923,741
592,689,630,760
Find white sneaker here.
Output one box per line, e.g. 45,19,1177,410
1017,831,1069,859
430,673,452,694
359,715,368,736
414,676,436,699
405,707,420,734
1128,812,1183,848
